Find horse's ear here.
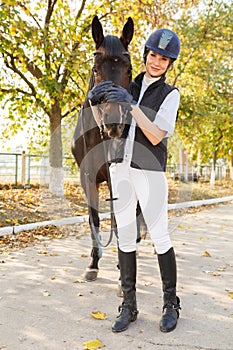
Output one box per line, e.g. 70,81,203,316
92,15,104,49
120,17,134,49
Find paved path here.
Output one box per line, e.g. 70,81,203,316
1,203,233,350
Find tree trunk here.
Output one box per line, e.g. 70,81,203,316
231,153,233,180
49,101,64,197
197,148,201,177
179,148,187,181
210,150,217,185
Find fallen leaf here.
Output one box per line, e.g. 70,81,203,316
210,271,221,276
37,250,48,255
50,276,56,280
178,224,184,229
91,310,106,320
217,266,226,272
21,237,29,243
111,247,117,252
42,290,51,297
227,292,233,299
5,219,12,223
144,281,153,286
73,278,86,283
83,338,105,350
203,251,211,257
52,215,61,220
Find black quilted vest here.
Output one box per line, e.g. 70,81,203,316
107,72,177,171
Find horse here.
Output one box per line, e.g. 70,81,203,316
72,15,144,282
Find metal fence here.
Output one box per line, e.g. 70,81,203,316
0,152,231,187
0,152,77,186
167,163,231,182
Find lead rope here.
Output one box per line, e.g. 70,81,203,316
80,105,116,248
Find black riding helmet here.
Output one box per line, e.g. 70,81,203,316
143,28,180,64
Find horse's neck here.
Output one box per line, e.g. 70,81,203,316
80,97,100,139
83,72,99,129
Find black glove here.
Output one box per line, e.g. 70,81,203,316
87,81,113,106
104,85,133,104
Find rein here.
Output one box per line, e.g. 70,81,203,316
80,100,118,248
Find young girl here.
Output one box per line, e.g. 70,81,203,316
90,28,181,333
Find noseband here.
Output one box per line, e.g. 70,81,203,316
91,50,131,138
94,101,128,140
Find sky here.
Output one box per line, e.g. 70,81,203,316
0,110,29,152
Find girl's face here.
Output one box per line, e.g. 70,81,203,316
145,50,171,78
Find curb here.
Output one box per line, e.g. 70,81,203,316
0,196,233,237
0,212,110,236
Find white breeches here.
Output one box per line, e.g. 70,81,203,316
110,161,172,254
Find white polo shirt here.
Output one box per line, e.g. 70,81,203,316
124,75,180,162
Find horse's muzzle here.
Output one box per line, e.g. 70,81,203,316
104,122,123,138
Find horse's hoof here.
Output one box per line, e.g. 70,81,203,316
117,282,123,297
84,268,99,281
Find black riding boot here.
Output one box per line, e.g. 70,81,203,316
158,247,181,332
112,249,138,332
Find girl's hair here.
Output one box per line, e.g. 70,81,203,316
143,48,175,69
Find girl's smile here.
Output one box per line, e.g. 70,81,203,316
145,51,170,78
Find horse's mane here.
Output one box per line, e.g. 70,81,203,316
99,35,129,57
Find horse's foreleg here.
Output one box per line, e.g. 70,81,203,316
84,208,102,281
89,205,102,261
84,183,102,281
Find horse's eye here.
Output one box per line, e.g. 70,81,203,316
93,67,98,74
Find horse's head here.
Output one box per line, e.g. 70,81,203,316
90,16,134,138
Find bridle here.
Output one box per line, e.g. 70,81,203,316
95,100,129,139
92,49,132,136
80,51,131,248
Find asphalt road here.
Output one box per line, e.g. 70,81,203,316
1,202,233,350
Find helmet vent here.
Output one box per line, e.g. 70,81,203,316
158,30,173,50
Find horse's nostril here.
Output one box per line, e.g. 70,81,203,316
111,123,117,131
